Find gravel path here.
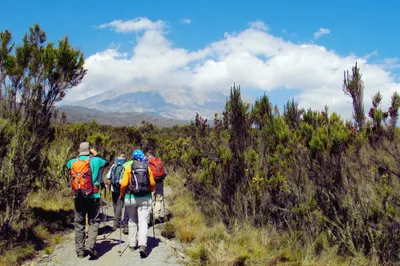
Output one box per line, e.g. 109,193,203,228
29,187,186,266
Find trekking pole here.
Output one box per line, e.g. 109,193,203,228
118,226,122,254
104,185,108,223
119,243,129,257
152,195,156,238
108,183,112,207
163,196,166,221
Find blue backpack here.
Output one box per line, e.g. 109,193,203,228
111,157,126,189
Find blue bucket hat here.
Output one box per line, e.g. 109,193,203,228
132,149,145,160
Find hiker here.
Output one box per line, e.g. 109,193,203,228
106,152,127,230
120,158,134,235
66,142,108,259
119,154,147,235
146,150,168,223
120,149,155,258
119,154,149,235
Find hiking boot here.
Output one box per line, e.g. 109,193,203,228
129,240,138,251
123,225,129,235
86,248,98,259
139,245,148,258
77,251,85,258
112,221,119,231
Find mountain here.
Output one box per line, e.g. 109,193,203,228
57,105,190,127
64,89,230,121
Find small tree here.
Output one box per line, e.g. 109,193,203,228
221,84,250,221
388,91,400,139
368,91,384,131
250,93,272,130
0,24,86,236
283,98,303,130
343,62,365,130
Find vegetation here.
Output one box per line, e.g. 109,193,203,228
1,24,400,266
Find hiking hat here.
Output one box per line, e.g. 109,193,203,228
79,142,90,156
133,149,145,160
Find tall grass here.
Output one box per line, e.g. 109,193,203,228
163,171,379,266
0,188,73,266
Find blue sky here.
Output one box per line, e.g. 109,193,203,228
2,0,398,58
1,0,399,118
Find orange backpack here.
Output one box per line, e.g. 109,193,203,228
70,156,97,197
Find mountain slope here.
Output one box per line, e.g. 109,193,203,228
58,106,190,127
66,90,229,120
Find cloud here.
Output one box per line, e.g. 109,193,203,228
381,57,400,70
248,20,268,31
314,28,330,40
363,50,378,60
65,18,400,119
98,17,165,33
181,18,191,24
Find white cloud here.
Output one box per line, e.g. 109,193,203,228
381,57,400,70
65,18,400,119
363,49,378,60
314,28,330,40
248,20,268,31
181,18,191,24
98,17,165,33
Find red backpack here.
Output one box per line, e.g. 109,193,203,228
148,157,166,181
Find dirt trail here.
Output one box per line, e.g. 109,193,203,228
27,187,186,266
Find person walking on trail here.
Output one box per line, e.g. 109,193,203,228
106,152,127,230
119,154,149,235
146,150,168,224
120,149,155,258
66,142,109,259
120,158,133,235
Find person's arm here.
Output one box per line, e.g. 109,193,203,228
91,155,108,188
163,166,169,177
120,166,130,198
98,167,105,189
99,168,104,182
65,158,74,170
90,148,109,167
97,156,109,168
148,167,156,193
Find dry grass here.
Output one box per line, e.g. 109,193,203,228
28,189,73,211
0,189,73,266
164,171,380,266
0,244,36,266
